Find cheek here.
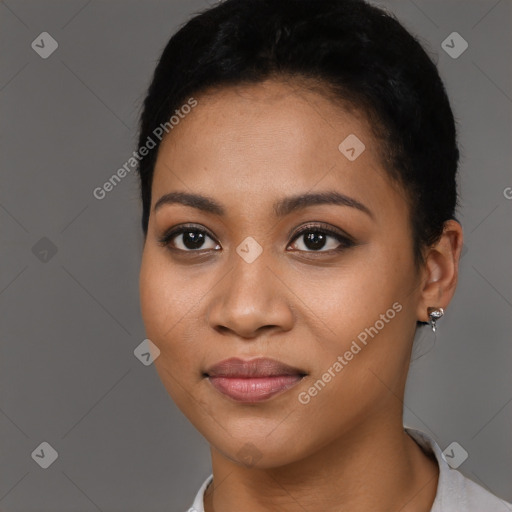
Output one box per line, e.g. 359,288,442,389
139,251,204,409
139,250,195,356
139,253,169,340
298,250,414,391
303,254,406,337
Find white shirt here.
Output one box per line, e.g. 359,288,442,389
187,427,511,511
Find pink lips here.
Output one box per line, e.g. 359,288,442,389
205,357,306,403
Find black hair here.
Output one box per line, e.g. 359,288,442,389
136,0,459,268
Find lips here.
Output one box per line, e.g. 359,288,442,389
205,357,307,402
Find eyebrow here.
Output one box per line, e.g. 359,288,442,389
154,190,374,219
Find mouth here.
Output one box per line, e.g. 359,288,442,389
204,357,308,403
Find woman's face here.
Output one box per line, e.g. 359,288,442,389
139,79,424,468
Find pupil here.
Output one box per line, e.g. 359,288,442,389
304,231,326,250
184,231,205,249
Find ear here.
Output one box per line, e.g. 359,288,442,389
416,219,464,323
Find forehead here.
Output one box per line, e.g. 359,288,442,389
151,79,404,220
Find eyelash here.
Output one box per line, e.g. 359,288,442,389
289,223,355,253
157,222,356,254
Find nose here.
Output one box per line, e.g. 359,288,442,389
207,254,294,339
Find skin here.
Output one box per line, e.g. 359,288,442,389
139,78,463,511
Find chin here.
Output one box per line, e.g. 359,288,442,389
202,420,312,469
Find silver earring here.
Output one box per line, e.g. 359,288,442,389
427,307,444,333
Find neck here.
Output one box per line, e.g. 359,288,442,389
204,414,439,512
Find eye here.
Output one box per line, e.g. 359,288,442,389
157,224,221,252
288,223,355,253
158,222,355,254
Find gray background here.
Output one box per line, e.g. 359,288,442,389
1,0,511,510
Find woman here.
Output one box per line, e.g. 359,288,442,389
136,0,511,510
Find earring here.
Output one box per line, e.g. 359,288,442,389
427,307,444,333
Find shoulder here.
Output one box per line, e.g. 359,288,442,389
405,427,512,511
445,467,511,510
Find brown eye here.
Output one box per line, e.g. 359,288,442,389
158,225,221,252
288,224,355,253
